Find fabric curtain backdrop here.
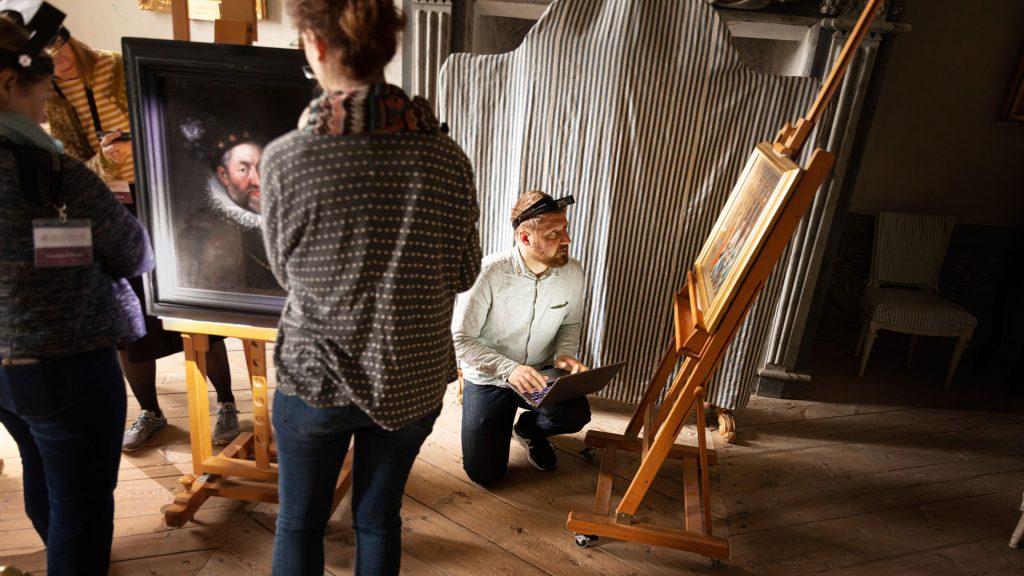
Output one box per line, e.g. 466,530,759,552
438,0,819,410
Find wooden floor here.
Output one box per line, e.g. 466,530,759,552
1,334,1022,575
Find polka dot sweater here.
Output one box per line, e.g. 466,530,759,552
261,129,481,430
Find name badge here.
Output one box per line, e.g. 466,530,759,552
32,219,93,267
109,180,133,204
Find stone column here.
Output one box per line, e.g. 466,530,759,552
756,20,893,398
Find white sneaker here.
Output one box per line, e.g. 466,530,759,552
123,410,167,452
213,402,240,446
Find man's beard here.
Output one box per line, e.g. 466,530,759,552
229,186,260,213
539,248,569,268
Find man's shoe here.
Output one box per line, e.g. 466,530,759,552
512,423,557,471
122,410,167,452
213,402,240,446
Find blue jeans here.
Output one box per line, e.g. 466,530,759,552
461,380,591,486
0,347,126,575
271,390,440,576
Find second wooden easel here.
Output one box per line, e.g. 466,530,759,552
160,319,353,527
566,0,884,560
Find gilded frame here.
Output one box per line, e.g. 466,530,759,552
693,142,802,332
138,0,267,21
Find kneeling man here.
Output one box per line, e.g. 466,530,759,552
453,191,589,486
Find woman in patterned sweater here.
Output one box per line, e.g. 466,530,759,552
263,0,482,573
0,7,152,572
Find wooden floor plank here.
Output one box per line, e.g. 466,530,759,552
728,490,1024,576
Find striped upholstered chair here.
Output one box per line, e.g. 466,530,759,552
856,212,977,388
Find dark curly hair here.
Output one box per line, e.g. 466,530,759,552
284,0,406,80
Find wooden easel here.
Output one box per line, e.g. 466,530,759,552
566,0,883,559
159,318,353,527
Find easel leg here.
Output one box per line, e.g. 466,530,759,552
243,339,271,468
617,371,699,520
182,333,213,474
593,445,617,516
165,333,215,527
331,449,354,513
625,341,679,438
165,474,211,528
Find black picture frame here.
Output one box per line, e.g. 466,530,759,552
123,38,314,327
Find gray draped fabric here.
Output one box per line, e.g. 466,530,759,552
438,0,819,410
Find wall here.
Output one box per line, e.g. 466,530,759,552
51,0,1023,230
851,0,1024,229
49,0,402,84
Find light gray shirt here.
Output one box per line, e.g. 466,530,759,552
452,247,584,387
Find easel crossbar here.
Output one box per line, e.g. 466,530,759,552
567,512,729,559
584,429,717,465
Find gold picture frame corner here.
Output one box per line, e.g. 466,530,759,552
138,0,268,20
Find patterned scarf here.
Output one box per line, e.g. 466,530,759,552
299,83,440,136
0,111,64,152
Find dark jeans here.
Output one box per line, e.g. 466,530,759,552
461,380,591,486
271,390,440,576
0,346,126,575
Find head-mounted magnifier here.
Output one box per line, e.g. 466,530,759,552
511,195,575,229
0,2,65,76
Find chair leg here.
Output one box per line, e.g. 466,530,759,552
1011,491,1024,548
855,321,868,357
858,325,878,378
945,336,969,388
907,335,918,364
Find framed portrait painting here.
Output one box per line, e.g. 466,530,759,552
693,142,803,332
124,38,314,327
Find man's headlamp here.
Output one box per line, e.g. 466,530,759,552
0,2,65,75
512,195,575,229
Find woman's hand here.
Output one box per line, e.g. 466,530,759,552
100,132,130,164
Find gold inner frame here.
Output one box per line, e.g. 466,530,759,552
138,1,267,21
693,142,802,333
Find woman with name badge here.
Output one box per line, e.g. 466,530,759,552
0,4,153,572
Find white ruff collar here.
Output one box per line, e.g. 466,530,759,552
205,174,262,230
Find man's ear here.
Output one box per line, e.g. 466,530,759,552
518,229,531,246
216,165,229,186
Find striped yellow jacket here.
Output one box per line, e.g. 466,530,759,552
44,49,129,183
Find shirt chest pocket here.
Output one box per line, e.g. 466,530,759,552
545,300,571,323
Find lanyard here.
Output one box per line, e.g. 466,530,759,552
52,82,104,142
83,86,104,135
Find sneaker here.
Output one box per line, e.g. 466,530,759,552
123,410,167,452
512,423,557,471
213,402,240,446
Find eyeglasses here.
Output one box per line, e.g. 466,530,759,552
43,26,69,55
